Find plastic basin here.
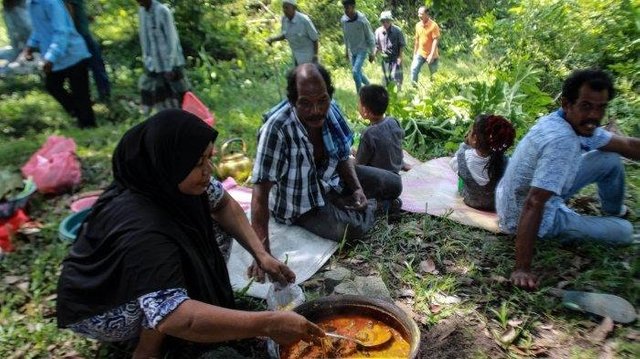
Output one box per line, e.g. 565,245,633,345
58,208,91,242
0,179,37,219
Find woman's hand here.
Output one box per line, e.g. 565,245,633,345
257,253,296,285
267,311,325,346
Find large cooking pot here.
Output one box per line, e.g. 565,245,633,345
283,295,421,358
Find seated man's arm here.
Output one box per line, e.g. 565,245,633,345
511,187,553,290
599,134,640,161
337,158,367,210
213,191,294,285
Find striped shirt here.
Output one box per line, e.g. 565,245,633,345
252,101,353,224
138,0,185,73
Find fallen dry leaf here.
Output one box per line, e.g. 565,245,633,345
625,330,640,341
490,274,509,284
3,275,25,285
590,317,614,343
398,288,415,298
509,346,528,356
433,293,461,304
508,319,524,327
344,257,365,265
429,303,442,314
16,281,30,293
496,326,518,345
419,258,438,274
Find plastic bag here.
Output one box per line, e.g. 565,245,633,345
182,91,215,127
21,136,81,194
266,282,305,311
266,282,305,358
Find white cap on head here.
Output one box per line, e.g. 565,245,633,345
379,10,393,21
282,0,297,6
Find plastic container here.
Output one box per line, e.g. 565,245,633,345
0,179,37,219
70,195,100,212
58,208,91,242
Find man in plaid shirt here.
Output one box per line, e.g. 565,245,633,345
249,63,402,281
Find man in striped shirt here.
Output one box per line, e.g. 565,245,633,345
249,63,401,281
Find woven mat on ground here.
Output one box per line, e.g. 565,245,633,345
222,178,338,299
399,156,501,233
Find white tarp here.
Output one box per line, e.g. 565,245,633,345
226,219,338,298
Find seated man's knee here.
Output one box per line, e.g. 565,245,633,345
588,150,622,165
383,176,402,200
600,151,623,169
616,220,634,245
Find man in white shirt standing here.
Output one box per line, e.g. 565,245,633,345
266,0,319,65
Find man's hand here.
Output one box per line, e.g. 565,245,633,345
267,311,325,346
396,57,402,65
343,189,368,211
256,252,296,285
426,54,433,64
43,61,53,74
510,269,538,290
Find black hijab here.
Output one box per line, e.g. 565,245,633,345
57,109,235,327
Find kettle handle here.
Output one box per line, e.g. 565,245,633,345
220,138,248,158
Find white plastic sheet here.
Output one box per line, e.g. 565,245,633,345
226,219,338,298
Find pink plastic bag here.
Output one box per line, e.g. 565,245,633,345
182,91,215,126
21,136,81,194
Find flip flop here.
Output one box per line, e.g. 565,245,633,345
548,288,637,323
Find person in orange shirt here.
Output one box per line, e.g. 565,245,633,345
410,6,440,85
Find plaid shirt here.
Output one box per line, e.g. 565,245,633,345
252,101,353,224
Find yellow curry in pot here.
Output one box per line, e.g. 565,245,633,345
281,314,411,359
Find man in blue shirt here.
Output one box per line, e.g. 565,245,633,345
23,0,95,128
496,69,639,290
341,0,375,92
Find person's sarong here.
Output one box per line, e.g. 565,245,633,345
138,68,190,107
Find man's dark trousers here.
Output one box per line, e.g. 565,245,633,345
44,59,96,128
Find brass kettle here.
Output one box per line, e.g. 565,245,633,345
215,138,252,183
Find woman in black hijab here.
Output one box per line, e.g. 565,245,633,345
57,110,323,357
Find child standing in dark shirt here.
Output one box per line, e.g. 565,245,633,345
450,114,515,211
355,84,407,173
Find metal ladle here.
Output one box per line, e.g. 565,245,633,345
324,328,393,348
